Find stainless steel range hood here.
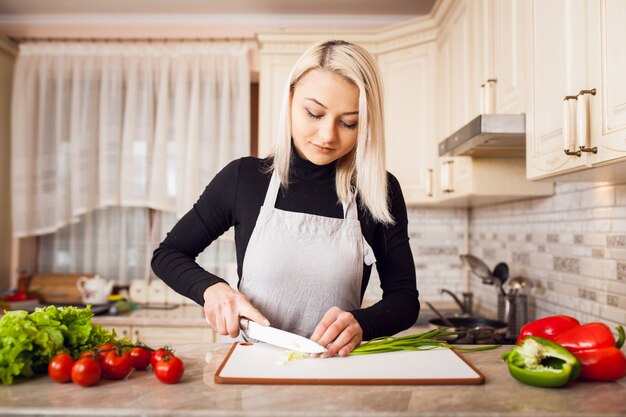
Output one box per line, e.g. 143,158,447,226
438,114,526,158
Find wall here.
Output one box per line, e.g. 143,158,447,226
469,182,626,328
0,36,16,290
364,207,467,307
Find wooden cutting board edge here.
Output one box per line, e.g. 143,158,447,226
28,273,96,304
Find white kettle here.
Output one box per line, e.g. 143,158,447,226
76,275,114,305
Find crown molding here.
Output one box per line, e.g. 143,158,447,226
256,8,441,56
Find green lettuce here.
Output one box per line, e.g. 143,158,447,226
0,305,117,384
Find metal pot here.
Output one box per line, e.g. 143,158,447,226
428,317,507,344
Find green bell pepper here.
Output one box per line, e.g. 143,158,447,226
501,336,581,388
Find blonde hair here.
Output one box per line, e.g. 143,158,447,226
270,40,394,225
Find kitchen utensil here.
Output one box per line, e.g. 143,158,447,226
239,318,327,354
492,262,509,295
76,275,114,305
425,302,455,327
460,254,495,284
215,342,484,385
428,317,507,344
505,276,532,339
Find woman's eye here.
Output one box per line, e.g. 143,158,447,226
341,121,358,130
305,109,322,119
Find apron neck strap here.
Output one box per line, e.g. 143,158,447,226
265,170,358,220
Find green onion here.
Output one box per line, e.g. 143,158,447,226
349,328,501,356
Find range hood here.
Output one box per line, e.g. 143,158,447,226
438,114,526,158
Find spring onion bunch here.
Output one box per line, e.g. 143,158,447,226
349,328,501,356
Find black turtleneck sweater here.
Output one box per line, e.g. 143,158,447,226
151,154,420,340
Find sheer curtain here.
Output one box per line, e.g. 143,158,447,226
11,42,249,284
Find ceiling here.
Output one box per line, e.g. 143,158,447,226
0,0,437,40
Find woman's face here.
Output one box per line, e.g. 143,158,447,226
290,69,360,166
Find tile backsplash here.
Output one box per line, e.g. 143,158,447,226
365,182,626,329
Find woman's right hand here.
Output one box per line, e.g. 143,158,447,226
202,282,270,337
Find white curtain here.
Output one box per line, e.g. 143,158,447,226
11,41,249,283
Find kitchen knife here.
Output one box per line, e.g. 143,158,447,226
239,318,327,354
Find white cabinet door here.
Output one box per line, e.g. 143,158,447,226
469,0,527,115
492,0,529,114
133,325,214,348
591,0,626,164
441,1,473,137
526,0,596,180
257,53,298,158
378,43,438,204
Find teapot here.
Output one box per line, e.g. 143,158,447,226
76,275,114,305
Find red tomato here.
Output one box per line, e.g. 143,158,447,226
130,347,152,370
150,348,172,369
96,343,116,362
101,349,133,380
79,350,96,359
48,353,74,383
71,357,101,387
154,354,184,384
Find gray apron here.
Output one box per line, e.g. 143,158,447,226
239,170,376,337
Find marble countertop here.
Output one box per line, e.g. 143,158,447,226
1,343,625,417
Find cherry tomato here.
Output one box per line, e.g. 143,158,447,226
150,348,172,369
130,347,152,370
48,353,74,383
154,354,184,384
96,343,117,362
101,349,133,380
71,357,101,387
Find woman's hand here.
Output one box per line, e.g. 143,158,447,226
203,282,270,337
310,307,363,358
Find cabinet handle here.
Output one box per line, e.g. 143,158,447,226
440,160,455,193
481,79,497,114
426,169,434,197
577,88,598,154
563,95,581,156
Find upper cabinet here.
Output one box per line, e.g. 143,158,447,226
378,42,438,204
470,0,528,116
527,0,626,181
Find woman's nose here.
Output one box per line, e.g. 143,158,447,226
318,119,337,143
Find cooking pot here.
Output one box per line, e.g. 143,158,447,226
428,317,507,343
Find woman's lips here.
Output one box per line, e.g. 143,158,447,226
311,143,334,153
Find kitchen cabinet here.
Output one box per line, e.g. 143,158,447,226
470,0,529,116
257,52,298,158
433,0,553,206
436,156,552,207
378,42,438,204
110,324,214,347
527,0,626,181
93,306,214,349
437,0,473,140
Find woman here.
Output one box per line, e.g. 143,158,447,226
151,40,419,358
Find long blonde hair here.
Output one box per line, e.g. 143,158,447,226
270,40,394,225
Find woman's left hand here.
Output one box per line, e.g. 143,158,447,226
310,307,363,358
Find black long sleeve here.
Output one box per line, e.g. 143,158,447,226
151,155,420,340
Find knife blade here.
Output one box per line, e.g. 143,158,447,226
239,318,327,354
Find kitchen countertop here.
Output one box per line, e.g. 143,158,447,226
1,343,625,417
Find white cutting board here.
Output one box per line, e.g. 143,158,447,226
214,342,484,385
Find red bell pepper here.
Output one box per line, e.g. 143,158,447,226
516,315,580,344
553,323,626,382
